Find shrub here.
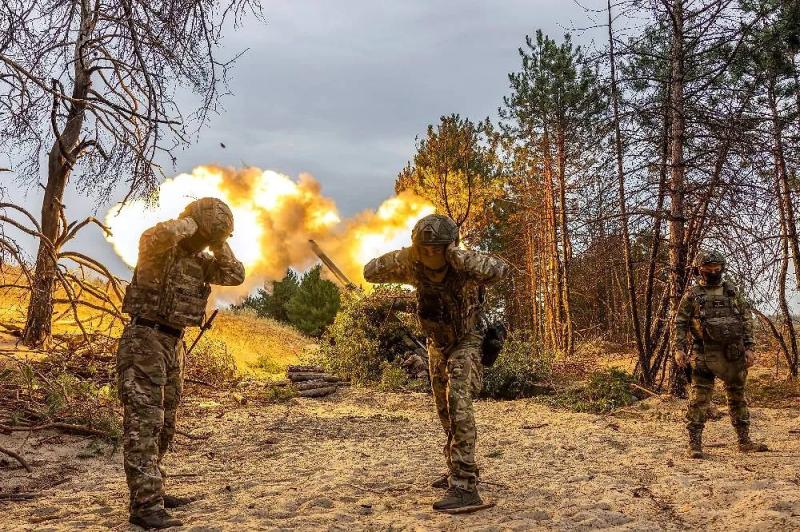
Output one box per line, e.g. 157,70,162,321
482,332,554,399
548,368,637,413
378,362,409,391
186,337,239,386
318,286,421,384
237,269,300,321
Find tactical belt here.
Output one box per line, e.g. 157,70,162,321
131,317,183,338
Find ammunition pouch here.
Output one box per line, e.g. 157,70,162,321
480,322,506,367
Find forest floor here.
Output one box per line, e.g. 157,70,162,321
3,384,800,531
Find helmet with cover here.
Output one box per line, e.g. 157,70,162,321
411,214,459,248
180,197,234,244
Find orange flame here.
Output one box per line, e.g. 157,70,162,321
105,165,434,300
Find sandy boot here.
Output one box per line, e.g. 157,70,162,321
433,486,482,511
430,474,450,489
736,426,768,453
687,429,703,459
129,508,183,529
163,494,198,508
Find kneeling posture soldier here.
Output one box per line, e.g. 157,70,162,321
117,198,245,528
674,249,767,459
364,214,508,511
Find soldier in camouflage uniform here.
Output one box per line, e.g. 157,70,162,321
674,249,767,459
117,198,245,528
364,214,508,511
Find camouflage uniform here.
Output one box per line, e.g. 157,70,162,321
117,201,244,519
364,245,507,491
675,280,754,433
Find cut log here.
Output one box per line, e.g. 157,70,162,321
287,372,341,383
294,380,338,391
287,365,325,373
297,386,337,398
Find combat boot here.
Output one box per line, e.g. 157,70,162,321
430,474,449,489
687,429,703,459
432,486,482,511
129,508,183,529
736,426,768,453
163,494,197,508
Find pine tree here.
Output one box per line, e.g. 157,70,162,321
286,265,341,337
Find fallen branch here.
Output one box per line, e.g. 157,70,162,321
0,446,32,472
176,429,210,440
297,386,337,398
288,372,342,383
0,492,36,501
184,377,217,388
630,383,660,398
0,422,111,438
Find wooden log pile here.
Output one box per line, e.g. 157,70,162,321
286,365,346,398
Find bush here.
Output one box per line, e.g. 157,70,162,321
482,332,554,399
186,337,239,385
548,368,637,413
318,286,422,384
378,362,409,391
237,269,300,321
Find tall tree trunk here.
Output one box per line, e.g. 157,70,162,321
769,79,800,375
22,3,93,348
542,127,565,353
667,0,689,395
556,128,574,356
608,0,647,382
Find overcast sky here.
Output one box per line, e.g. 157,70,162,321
4,0,604,277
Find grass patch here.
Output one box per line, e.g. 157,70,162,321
544,368,638,414
482,333,554,399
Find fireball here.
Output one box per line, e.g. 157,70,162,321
105,166,435,298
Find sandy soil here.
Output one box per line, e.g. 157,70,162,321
2,387,800,531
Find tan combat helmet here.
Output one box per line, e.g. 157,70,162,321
411,214,459,247
181,197,234,244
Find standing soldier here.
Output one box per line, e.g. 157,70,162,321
364,214,508,511
674,249,767,459
117,198,245,528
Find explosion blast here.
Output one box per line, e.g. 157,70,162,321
105,166,434,300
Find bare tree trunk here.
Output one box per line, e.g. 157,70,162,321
556,128,574,356
667,0,689,396
542,128,565,353
769,79,800,376
22,2,94,348
608,0,647,382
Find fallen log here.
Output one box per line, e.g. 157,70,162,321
287,372,342,383
297,386,337,398
287,365,325,373
294,380,337,391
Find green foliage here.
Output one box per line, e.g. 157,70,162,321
237,269,300,321
319,286,421,384
286,265,341,337
396,113,501,242
186,337,239,385
482,332,554,399
378,362,410,391
548,368,637,414
235,266,340,337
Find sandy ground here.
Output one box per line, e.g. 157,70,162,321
2,387,800,531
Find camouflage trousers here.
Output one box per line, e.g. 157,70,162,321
116,323,184,515
428,331,483,490
686,347,749,432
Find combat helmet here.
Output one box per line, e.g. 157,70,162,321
411,214,459,247
180,197,234,243
694,249,726,271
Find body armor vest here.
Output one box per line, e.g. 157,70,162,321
122,246,211,328
690,282,745,349
414,263,481,351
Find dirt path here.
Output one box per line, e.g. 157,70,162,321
2,388,800,531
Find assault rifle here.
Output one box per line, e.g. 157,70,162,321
308,240,426,352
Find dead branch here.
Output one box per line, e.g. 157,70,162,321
0,445,32,472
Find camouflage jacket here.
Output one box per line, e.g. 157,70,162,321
364,247,508,350
122,218,245,328
674,280,755,353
